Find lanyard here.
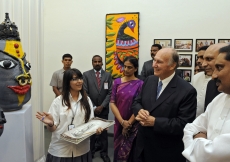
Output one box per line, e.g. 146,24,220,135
70,106,77,125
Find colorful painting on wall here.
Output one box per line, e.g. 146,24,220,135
105,12,139,78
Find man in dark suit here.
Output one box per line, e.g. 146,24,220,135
83,55,112,162
140,44,162,80
132,48,197,162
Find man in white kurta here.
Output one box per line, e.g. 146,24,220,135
192,46,210,118
182,45,230,162
191,71,211,117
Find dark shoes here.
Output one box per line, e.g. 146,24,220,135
91,146,101,159
100,154,111,162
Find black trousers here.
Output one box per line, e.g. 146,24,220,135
90,114,109,156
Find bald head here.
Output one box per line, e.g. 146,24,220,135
153,48,178,80
202,43,228,76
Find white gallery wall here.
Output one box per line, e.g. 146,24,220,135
44,0,230,124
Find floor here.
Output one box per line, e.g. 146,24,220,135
44,127,114,162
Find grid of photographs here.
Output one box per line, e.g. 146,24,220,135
153,38,229,82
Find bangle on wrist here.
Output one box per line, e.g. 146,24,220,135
121,120,124,126
48,122,54,127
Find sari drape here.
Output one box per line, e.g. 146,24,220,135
110,78,143,162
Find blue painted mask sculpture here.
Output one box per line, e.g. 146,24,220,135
0,13,32,111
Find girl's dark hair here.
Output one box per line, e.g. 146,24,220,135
124,56,139,76
62,68,91,122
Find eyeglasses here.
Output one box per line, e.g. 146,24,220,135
71,77,83,81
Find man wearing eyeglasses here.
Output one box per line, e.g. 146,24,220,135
83,55,112,162
140,44,162,80
50,53,73,97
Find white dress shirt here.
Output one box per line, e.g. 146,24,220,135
48,93,94,157
182,93,230,162
158,72,175,97
94,69,102,77
191,72,211,117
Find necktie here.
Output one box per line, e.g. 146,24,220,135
96,71,100,88
156,81,163,99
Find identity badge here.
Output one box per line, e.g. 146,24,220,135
68,124,75,131
104,82,108,89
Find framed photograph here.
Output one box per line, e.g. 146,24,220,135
179,69,192,82
174,39,193,52
179,54,192,67
218,39,230,43
196,39,215,52
154,39,172,48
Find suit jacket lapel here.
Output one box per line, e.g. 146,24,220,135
150,77,158,107
150,75,177,113
90,70,100,92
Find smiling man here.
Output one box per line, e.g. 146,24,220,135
132,48,197,162
182,45,230,162
50,53,73,97
191,45,210,118
202,43,228,110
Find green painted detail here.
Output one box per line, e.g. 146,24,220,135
107,16,114,21
106,58,113,64
106,32,116,36
106,51,114,58
106,42,115,48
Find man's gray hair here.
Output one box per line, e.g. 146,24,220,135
168,48,179,69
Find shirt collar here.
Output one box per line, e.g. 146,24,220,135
94,69,102,74
69,92,82,102
61,68,65,73
204,72,212,79
159,72,175,85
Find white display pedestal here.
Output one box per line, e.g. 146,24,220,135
0,104,34,162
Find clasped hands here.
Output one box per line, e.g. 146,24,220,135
121,120,132,138
135,109,155,127
94,105,103,115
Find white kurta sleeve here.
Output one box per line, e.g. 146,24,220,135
183,132,230,162
182,96,230,162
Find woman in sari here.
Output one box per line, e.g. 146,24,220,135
110,56,144,162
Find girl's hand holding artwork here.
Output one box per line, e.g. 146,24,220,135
96,127,103,135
